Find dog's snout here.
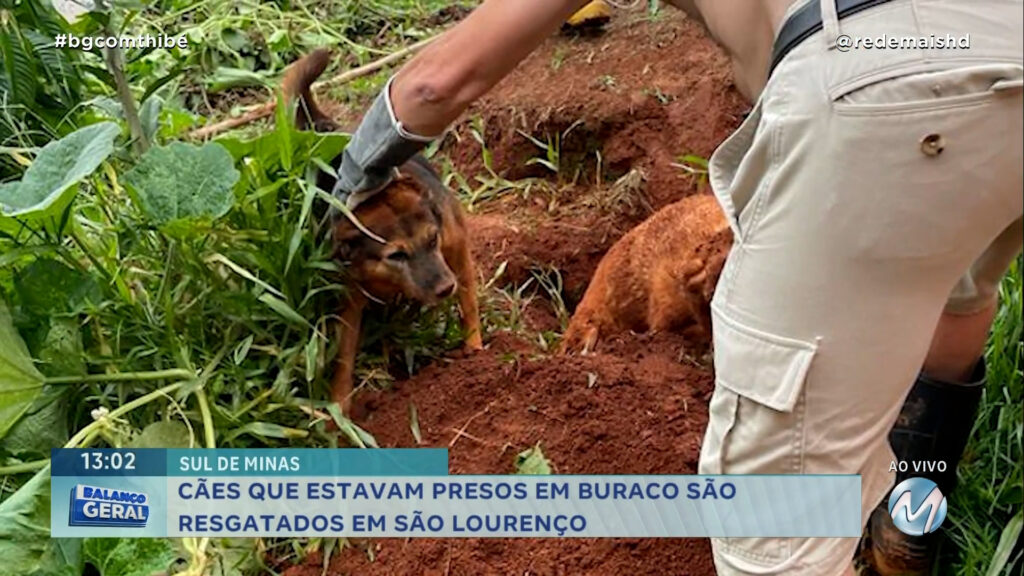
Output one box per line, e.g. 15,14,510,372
435,279,456,299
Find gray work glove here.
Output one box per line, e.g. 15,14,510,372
332,77,435,209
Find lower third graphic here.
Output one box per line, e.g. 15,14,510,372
69,484,149,528
888,477,947,536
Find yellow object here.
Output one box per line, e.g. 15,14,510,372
565,0,612,28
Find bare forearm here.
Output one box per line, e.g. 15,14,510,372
390,0,590,136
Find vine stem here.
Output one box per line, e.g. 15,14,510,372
1,372,194,474
44,368,195,385
65,379,192,448
0,459,48,475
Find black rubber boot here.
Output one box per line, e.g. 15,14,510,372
867,359,986,576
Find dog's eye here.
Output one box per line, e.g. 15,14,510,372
427,234,439,249
386,251,410,262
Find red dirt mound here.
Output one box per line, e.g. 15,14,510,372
444,10,746,209
281,332,716,576
441,9,746,300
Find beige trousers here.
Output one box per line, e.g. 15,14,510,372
698,0,1023,574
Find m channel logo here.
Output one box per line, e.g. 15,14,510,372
69,484,149,528
888,477,947,536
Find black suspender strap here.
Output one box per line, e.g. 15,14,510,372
769,0,896,77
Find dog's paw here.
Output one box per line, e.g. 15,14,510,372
463,333,484,352
448,341,484,359
560,323,599,356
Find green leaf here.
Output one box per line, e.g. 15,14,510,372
304,334,319,383
0,466,82,576
514,443,552,475
1,385,68,458
0,122,119,218
233,334,255,365
258,293,309,327
325,403,378,449
216,131,347,169
0,21,38,106
207,253,285,299
35,317,87,377
139,95,163,146
0,300,46,441
83,537,179,576
285,179,317,274
14,259,101,319
123,142,239,228
408,402,422,445
205,67,269,93
985,510,1023,576
129,420,193,449
224,422,309,442
274,90,295,172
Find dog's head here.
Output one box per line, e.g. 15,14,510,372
333,175,457,305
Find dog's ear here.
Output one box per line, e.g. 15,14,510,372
393,169,444,222
331,219,363,262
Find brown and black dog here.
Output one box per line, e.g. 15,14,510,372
283,50,482,414
561,194,731,355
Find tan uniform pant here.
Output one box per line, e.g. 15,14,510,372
697,0,1023,574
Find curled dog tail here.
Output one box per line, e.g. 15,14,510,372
282,48,337,131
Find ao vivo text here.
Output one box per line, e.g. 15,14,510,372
889,460,947,473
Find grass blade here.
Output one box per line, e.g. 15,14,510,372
325,403,379,449
208,253,285,298
225,422,309,442
986,511,1023,576
258,293,310,327
408,402,422,445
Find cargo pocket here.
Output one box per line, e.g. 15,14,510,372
711,301,818,414
699,302,820,564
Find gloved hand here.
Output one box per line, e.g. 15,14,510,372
331,77,436,209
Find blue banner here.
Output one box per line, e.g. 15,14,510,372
51,448,449,477
51,449,863,539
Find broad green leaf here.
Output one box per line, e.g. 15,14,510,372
0,300,46,440
0,122,119,218
0,466,83,576
35,317,87,377
83,537,180,576
129,420,193,449
515,443,552,475
1,385,68,458
124,142,239,228
14,259,100,320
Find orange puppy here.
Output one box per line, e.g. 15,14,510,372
562,194,731,354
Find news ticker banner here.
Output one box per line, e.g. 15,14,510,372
51,449,862,538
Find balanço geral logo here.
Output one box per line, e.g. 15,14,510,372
69,484,150,528
888,477,947,536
